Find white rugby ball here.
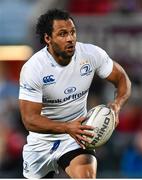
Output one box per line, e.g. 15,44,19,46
83,104,115,149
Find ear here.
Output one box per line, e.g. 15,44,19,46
44,33,51,44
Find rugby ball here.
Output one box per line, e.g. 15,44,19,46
83,104,115,149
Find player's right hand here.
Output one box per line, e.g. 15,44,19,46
64,117,95,149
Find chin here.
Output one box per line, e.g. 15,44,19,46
67,53,74,58
67,51,75,57
60,50,75,60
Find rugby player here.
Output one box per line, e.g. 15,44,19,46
19,9,131,178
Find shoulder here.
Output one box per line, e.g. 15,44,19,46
76,42,111,67
20,48,47,84
76,42,107,57
21,47,49,74
25,47,47,68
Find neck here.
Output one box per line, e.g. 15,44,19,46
47,47,71,66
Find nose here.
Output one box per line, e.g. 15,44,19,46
66,33,74,42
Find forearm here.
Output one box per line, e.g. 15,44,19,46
20,100,69,134
106,61,131,111
23,114,68,134
113,71,131,110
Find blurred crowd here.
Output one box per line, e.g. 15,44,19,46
0,62,26,177
69,0,142,14
0,0,142,178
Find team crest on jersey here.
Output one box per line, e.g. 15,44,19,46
43,75,56,85
64,87,76,94
80,64,92,76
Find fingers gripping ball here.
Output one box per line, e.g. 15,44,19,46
83,104,115,149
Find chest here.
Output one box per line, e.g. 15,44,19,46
42,59,95,99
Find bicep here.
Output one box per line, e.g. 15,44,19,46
106,61,127,87
19,99,42,125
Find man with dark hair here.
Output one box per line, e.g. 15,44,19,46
19,9,131,178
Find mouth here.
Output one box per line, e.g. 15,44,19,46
66,45,75,52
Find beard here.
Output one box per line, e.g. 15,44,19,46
51,42,75,66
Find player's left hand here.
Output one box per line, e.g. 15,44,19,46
107,102,120,127
65,117,95,149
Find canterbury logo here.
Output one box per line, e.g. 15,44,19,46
43,75,56,85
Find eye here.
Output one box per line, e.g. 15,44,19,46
71,30,76,35
59,32,67,37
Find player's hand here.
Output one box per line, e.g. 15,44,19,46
65,117,95,149
107,102,120,127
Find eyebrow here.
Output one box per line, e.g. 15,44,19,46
58,27,76,32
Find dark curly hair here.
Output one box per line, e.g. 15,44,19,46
36,9,74,44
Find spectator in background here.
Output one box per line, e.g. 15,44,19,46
111,98,142,155
0,62,19,123
68,0,113,15
0,62,26,178
120,130,142,178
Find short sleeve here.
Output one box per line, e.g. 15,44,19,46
19,64,42,103
81,43,113,79
95,47,113,79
